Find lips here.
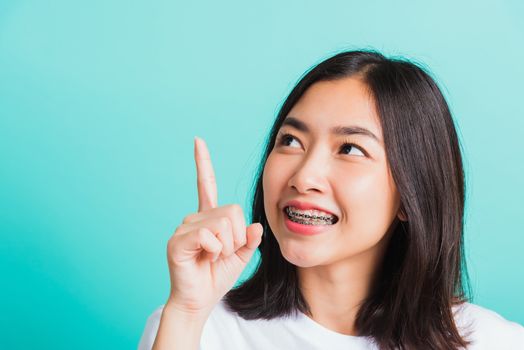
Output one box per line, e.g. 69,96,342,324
281,199,339,219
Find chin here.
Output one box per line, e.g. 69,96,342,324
278,244,323,268
290,260,319,268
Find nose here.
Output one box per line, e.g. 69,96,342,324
287,150,329,194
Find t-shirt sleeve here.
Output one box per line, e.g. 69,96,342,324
484,310,524,348
460,303,524,349
137,305,165,350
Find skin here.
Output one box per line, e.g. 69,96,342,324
262,77,407,336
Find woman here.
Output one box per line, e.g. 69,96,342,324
138,50,524,349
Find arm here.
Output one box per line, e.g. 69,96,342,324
151,302,209,350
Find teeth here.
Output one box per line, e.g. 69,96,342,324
285,206,337,225
287,206,335,219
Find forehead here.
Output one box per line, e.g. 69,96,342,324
285,77,382,137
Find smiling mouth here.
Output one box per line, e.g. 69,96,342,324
283,206,339,225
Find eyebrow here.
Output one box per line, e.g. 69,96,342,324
281,116,382,144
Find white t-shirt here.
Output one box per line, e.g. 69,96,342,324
138,298,524,349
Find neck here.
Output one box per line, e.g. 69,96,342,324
297,234,390,336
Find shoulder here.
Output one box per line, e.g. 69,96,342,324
138,300,524,350
137,300,304,350
137,300,244,350
453,302,524,349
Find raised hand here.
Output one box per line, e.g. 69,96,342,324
164,136,263,316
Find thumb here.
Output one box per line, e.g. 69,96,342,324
235,223,263,264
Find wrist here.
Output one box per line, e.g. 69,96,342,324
164,300,211,323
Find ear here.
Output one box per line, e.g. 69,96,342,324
397,205,407,222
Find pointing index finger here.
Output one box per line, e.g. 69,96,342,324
194,136,218,212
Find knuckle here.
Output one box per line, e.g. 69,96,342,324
230,204,246,226
182,213,197,224
196,227,209,239
217,220,233,247
174,225,184,235
219,216,231,230
229,203,243,216
228,205,246,245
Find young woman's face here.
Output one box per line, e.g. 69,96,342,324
262,77,404,267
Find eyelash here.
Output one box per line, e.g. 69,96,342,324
276,133,367,157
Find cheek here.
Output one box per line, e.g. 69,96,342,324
262,154,285,220
338,166,399,232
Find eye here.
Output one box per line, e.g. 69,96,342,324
340,142,366,157
277,132,367,157
277,133,302,148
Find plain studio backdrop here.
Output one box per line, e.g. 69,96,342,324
1,1,523,349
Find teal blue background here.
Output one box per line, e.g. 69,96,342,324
1,1,523,348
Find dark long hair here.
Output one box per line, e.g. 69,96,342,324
224,50,472,349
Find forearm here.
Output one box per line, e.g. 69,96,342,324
152,303,209,350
